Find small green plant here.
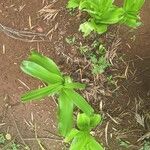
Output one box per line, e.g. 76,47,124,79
10,143,20,150
67,0,145,36
107,75,116,85
65,113,104,150
79,45,90,54
79,41,110,75
90,55,110,74
140,141,150,150
0,133,21,150
65,36,76,45
118,139,130,149
21,51,94,137
0,133,5,144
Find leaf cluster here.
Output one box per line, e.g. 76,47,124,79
67,0,145,36
21,51,94,137
65,113,104,150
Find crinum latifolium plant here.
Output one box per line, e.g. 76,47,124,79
20,51,94,137
67,0,145,36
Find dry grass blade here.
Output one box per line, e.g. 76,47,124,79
107,113,120,125
0,23,48,42
135,113,145,128
106,37,121,65
137,132,150,142
105,122,109,146
39,4,60,23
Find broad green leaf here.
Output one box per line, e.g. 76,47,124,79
70,132,89,150
58,91,74,137
64,128,79,142
87,136,104,150
65,82,86,89
90,114,102,129
64,89,94,116
21,61,63,84
21,84,62,102
79,21,95,37
100,8,124,24
77,113,90,130
123,0,145,12
94,23,108,34
123,17,141,28
122,0,145,28
79,0,98,11
67,0,80,9
28,51,62,76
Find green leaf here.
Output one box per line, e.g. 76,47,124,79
70,132,89,150
67,0,80,9
64,89,94,116
123,18,141,28
21,84,62,102
0,133,6,144
140,141,150,150
90,114,102,129
64,128,79,142
123,0,145,12
79,21,95,37
122,0,145,28
118,139,130,148
58,91,74,137
87,136,104,150
28,51,62,76
94,23,108,34
100,8,124,24
65,82,86,89
21,61,63,84
77,113,90,130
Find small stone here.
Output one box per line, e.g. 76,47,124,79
36,26,44,33
5,133,11,140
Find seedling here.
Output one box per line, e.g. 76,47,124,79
67,0,145,36
79,45,90,55
21,51,94,137
65,113,104,150
0,133,5,144
78,41,110,75
107,75,116,85
118,139,130,149
0,133,21,150
140,141,150,150
90,55,110,75
65,36,76,45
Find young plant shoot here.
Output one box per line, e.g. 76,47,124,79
20,51,94,137
65,113,104,150
67,0,145,36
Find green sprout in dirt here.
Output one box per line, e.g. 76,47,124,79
67,0,145,36
66,36,76,45
20,51,94,137
90,43,110,74
0,133,5,144
79,41,110,75
0,133,21,150
140,141,150,150
107,75,116,86
65,113,104,150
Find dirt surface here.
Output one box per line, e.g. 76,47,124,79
0,0,150,150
